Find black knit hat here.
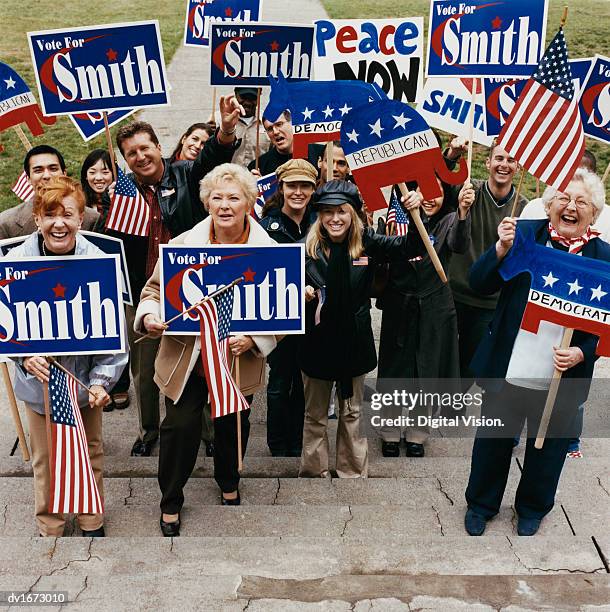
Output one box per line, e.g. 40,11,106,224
314,180,363,211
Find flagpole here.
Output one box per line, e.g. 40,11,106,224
103,112,118,182
602,161,610,184
510,167,526,217
209,88,217,126
398,183,448,283
1,363,29,461
45,357,92,394
466,79,478,180
134,276,244,344
12,126,32,152
325,142,333,183
255,88,261,174
536,178,541,198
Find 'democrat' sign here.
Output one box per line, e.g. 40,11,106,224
579,55,610,145
483,59,592,137
313,18,424,103
210,22,314,86
416,77,492,145
160,245,304,334
184,0,263,47
70,108,137,142
426,0,548,78
0,255,125,357
28,21,170,116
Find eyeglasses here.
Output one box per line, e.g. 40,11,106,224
553,195,592,210
264,120,288,134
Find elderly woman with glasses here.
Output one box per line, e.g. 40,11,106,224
463,168,610,537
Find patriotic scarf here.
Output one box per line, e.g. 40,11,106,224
548,222,600,254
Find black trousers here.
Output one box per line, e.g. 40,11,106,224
465,384,572,520
455,300,495,383
159,373,251,514
266,337,305,456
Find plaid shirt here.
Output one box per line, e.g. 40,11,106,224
143,185,172,277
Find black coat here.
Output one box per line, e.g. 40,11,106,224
377,211,471,379
259,206,316,243
107,135,237,301
298,228,410,381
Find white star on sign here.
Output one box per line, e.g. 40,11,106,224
302,107,314,121
392,113,411,130
567,279,582,295
590,284,607,301
4,76,16,89
339,103,352,116
322,105,334,119
346,129,359,143
542,271,558,288
369,119,383,138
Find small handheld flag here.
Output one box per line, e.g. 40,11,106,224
106,168,150,236
11,170,34,202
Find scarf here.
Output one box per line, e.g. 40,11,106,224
323,239,357,400
548,222,600,254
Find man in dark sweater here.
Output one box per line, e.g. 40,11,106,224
248,111,293,175
448,142,528,381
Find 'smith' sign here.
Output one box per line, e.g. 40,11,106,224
500,226,610,357
578,54,610,145
0,255,125,357
160,245,304,334
184,0,263,48
210,22,314,86
341,99,468,212
27,21,170,116
426,0,548,78
313,18,424,103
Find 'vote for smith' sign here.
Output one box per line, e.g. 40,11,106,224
28,21,170,116
0,256,125,357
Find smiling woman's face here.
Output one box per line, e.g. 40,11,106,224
548,180,595,239
35,195,83,254
208,179,250,236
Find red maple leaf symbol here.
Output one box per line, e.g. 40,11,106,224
106,48,118,62
491,16,502,29
225,6,233,16
52,283,66,299
242,267,256,283
270,41,280,51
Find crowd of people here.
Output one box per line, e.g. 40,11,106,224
1,86,608,539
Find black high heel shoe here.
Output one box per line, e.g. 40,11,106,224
221,491,240,506
159,514,180,537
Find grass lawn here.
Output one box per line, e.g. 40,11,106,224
322,0,610,202
0,0,186,210
0,0,607,209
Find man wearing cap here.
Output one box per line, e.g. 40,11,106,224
232,87,270,168
259,159,318,456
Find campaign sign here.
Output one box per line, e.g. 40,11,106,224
313,18,424,103
28,21,170,116
426,0,548,78
483,58,592,137
184,0,263,48
0,61,56,137
160,245,304,335
210,22,314,86
254,172,279,217
70,108,136,142
0,255,125,357
0,233,133,305
578,54,610,145
416,77,492,145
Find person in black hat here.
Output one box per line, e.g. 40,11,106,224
298,180,423,478
232,87,270,168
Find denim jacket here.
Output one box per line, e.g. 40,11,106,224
8,232,129,414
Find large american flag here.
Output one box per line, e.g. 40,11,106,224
386,191,409,236
105,167,150,236
196,289,249,419
497,28,584,192
47,364,103,514
11,170,34,202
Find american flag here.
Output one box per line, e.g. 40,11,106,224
105,167,150,236
386,191,409,236
47,364,103,514
196,289,249,419
11,170,34,201
497,28,585,192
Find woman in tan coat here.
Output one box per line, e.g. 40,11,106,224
135,163,277,536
